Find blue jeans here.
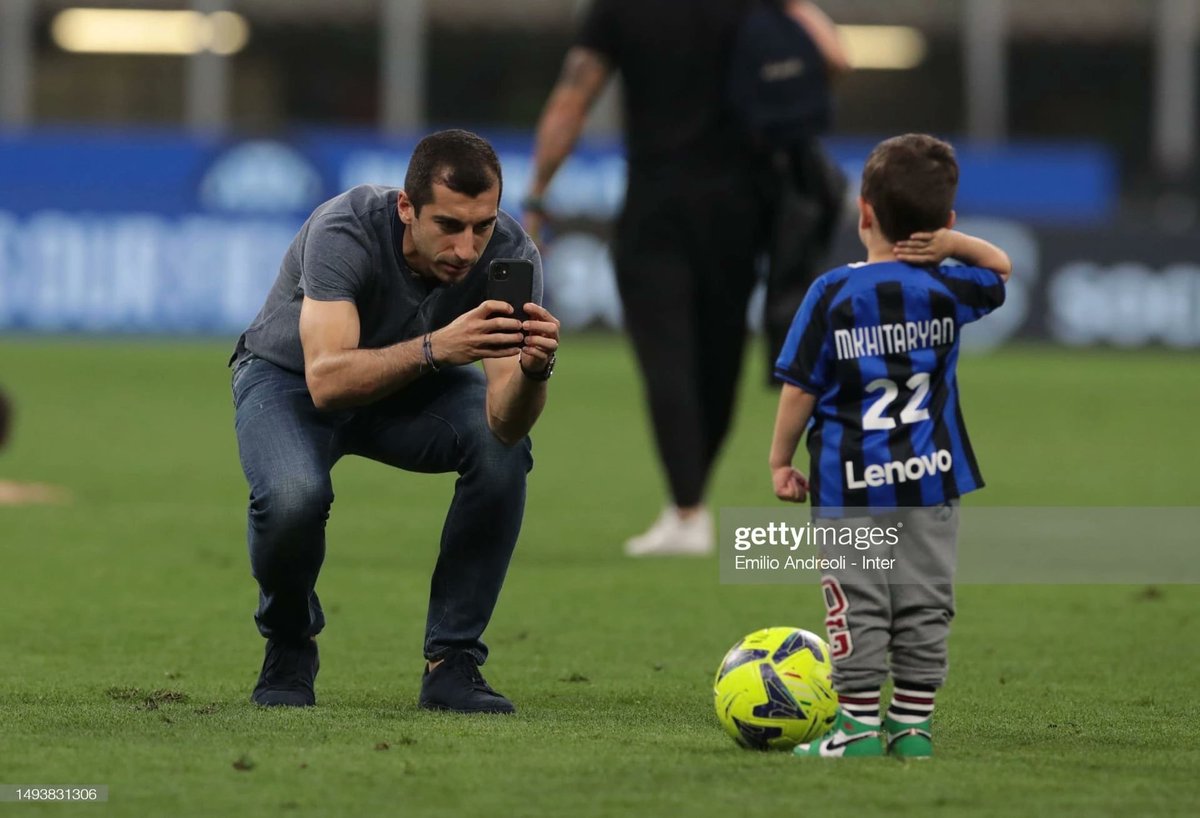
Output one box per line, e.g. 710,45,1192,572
232,354,533,664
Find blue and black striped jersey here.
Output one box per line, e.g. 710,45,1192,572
775,261,1006,512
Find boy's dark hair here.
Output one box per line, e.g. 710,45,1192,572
404,129,503,213
861,134,959,243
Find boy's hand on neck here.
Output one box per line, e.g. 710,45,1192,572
894,229,956,266
894,229,1013,281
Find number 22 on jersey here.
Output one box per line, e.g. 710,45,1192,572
862,373,931,431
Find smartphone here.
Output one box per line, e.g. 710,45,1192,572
487,258,535,322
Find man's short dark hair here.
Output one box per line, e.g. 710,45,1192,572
404,129,503,213
861,134,959,243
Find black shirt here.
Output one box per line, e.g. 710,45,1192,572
577,0,755,178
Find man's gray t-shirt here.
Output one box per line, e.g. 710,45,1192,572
232,184,543,375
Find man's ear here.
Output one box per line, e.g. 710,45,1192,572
945,210,957,230
397,190,415,225
858,197,874,232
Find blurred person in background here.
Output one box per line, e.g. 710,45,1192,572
524,0,848,556
230,130,560,713
729,1,850,383
0,388,69,506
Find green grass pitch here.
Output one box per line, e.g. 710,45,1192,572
1,336,1197,817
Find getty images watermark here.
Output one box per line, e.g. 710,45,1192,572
732,519,905,572
720,507,1200,585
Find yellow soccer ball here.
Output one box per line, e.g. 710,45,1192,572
713,627,838,750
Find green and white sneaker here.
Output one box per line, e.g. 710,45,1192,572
884,715,932,759
793,711,884,757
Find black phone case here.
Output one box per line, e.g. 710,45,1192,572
487,258,535,322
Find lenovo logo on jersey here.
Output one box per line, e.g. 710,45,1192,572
845,450,954,489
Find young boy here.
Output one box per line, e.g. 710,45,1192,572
769,134,1012,758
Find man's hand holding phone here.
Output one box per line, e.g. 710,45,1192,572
426,300,559,374
429,301,524,366
516,302,559,379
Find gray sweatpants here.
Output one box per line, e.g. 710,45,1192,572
815,502,958,692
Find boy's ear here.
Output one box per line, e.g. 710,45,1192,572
945,210,957,230
858,196,874,231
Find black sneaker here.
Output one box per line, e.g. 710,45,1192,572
250,638,319,707
418,651,515,714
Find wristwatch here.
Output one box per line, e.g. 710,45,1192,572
521,352,556,382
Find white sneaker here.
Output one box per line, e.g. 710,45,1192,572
624,506,714,557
